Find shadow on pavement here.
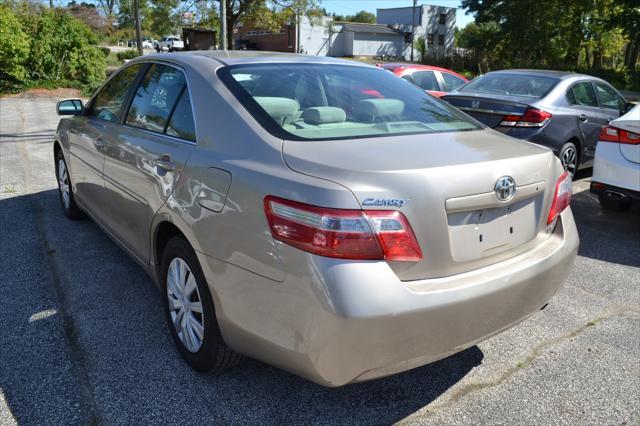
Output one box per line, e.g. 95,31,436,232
0,189,483,425
571,189,640,268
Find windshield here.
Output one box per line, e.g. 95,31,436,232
462,73,558,98
218,64,481,141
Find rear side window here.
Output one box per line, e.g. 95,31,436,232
218,64,480,141
90,64,142,123
126,64,187,133
570,82,598,107
411,71,439,91
442,73,466,91
462,73,558,98
595,82,623,110
166,91,196,142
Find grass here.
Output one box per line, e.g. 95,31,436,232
105,51,122,67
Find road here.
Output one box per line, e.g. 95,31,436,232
0,97,639,425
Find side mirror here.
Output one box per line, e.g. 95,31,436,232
57,99,83,116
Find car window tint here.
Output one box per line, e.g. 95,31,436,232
166,90,196,142
90,64,142,123
220,64,480,141
442,73,466,91
595,82,622,110
570,82,598,107
126,64,186,133
411,71,439,91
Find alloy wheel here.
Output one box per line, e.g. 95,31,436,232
58,158,70,209
561,146,577,176
167,258,205,353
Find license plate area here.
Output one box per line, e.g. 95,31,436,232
447,198,538,262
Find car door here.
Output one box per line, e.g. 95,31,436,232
101,62,196,262
567,81,607,164
67,63,144,221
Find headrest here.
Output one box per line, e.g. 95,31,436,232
254,97,300,125
354,99,405,122
301,107,347,125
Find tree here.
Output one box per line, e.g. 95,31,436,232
96,0,117,33
349,10,375,24
455,21,501,73
150,0,179,36
0,5,29,83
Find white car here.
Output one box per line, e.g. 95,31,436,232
157,36,184,52
142,39,154,49
591,105,640,210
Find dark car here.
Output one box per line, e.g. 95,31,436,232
443,70,631,175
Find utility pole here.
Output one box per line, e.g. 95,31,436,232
220,0,227,51
410,0,417,62
134,0,143,56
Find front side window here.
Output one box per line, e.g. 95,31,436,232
595,82,623,110
219,64,480,141
90,64,142,123
462,73,558,98
411,71,439,91
570,81,598,107
126,64,187,133
442,73,466,91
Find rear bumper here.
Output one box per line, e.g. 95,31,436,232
199,209,579,387
592,142,640,194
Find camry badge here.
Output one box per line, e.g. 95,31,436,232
494,176,517,201
362,198,408,208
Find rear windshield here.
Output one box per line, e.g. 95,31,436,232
462,73,558,98
218,64,481,141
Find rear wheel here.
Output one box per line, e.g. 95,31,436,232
55,150,83,219
559,142,578,177
598,193,631,211
161,236,243,372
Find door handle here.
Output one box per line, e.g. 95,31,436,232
153,157,176,172
578,114,588,122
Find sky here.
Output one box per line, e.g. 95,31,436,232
320,0,474,28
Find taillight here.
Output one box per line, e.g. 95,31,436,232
263,196,422,261
500,108,552,127
599,126,640,145
547,171,572,225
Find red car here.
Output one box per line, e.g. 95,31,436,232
377,64,469,98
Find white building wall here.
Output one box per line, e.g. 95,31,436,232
352,33,405,57
298,16,333,56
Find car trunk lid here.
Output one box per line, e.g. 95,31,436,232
283,129,558,281
442,93,534,131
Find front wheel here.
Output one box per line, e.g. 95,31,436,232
559,142,578,177
55,150,83,219
161,236,243,372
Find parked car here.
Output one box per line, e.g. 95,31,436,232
54,53,578,387
157,36,184,52
443,70,631,176
590,105,640,210
142,38,155,49
378,63,468,97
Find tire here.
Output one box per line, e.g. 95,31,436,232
161,236,243,372
55,150,83,220
598,193,631,211
168,47,173,52
559,142,579,177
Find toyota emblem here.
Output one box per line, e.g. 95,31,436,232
494,176,517,201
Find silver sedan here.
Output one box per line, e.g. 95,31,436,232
54,52,579,387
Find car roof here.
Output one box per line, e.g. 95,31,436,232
141,50,374,68
484,69,593,80
379,63,459,74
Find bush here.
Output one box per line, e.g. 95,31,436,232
98,46,111,57
0,6,30,84
116,49,139,61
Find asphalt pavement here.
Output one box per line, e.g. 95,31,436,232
0,97,638,425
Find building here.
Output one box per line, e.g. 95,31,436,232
234,3,455,61
377,4,456,53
